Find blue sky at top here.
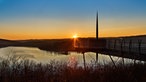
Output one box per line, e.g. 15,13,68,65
0,0,146,19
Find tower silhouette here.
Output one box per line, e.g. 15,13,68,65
96,12,98,39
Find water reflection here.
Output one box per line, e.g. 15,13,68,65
0,47,138,66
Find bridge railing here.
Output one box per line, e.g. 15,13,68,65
106,38,146,55
74,38,106,49
73,37,146,55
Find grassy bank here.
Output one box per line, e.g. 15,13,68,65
0,56,146,82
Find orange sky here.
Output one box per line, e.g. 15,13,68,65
0,17,146,40
0,0,146,40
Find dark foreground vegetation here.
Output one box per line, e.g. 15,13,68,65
0,56,146,82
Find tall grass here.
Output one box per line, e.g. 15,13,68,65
0,56,146,82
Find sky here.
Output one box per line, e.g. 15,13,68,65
0,0,146,40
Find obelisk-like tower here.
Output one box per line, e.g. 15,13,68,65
96,12,98,40
96,12,99,63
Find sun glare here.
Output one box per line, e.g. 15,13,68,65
73,34,78,39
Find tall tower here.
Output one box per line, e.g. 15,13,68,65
96,12,99,39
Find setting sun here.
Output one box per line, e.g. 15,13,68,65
73,34,78,39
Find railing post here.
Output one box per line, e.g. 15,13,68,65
123,39,125,51
138,40,142,55
108,40,110,49
114,39,116,50
120,38,123,54
129,39,132,54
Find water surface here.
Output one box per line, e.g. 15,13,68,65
0,47,136,66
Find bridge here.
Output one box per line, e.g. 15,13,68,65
71,12,146,66
73,37,146,61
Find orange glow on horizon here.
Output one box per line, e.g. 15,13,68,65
0,17,146,40
72,34,78,39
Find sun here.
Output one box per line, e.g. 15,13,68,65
73,34,78,39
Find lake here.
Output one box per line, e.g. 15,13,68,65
0,47,139,66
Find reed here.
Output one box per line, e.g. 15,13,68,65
0,56,146,82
